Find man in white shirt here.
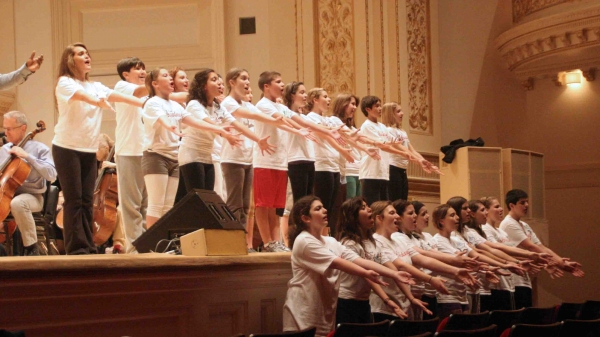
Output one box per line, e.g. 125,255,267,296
500,189,584,308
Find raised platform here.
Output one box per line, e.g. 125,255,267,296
0,253,292,337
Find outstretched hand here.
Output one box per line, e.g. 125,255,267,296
26,51,44,72
410,297,433,316
257,135,277,156
364,270,388,286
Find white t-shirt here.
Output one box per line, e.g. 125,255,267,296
358,119,391,180
481,223,515,292
142,96,186,161
178,100,235,166
500,215,541,288
370,233,416,317
220,96,257,165
113,80,147,156
282,231,359,337
433,234,470,304
418,232,440,297
338,239,382,301
53,76,113,153
306,112,340,173
391,232,429,297
254,97,288,170
328,116,361,178
387,127,410,169
288,114,315,163
455,229,494,295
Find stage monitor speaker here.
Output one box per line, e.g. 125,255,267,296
132,189,244,253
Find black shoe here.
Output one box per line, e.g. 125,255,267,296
23,244,39,256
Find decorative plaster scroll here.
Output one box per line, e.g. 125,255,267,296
495,5,600,84
513,0,572,23
316,0,355,96
0,91,16,115
406,0,432,134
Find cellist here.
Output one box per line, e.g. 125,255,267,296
96,134,126,254
0,111,57,256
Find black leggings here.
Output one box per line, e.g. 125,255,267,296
288,161,315,202
491,289,515,310
314,171,340,234
421,294,438,320
53,145,97,255
514,286,532,309
336,298,372,325
361,179,389,206
179,162,215,192
389,165,408,201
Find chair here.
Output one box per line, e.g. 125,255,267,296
437,312,490,332
249,327,316,337
519,306,558,324
387,317,439,336
501,322,562,337
434,324,497,337
334,320,390,337
556,302,584,321
1,182,59,255
580,300,600,320
487,308,524,337
559,318,600,337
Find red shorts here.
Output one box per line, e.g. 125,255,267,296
253,168,287,208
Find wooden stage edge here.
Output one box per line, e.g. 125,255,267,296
1,253,293,337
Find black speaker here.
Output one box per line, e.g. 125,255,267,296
132,189,244,253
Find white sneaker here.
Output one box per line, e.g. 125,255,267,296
262,241,278,252
275,241,291,252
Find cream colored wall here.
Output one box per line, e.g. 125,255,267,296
438,0,526,147
446,0,599,304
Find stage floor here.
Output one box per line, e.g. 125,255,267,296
1,253,292,337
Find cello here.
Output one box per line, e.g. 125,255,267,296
92,144,119,245
0,121,46,222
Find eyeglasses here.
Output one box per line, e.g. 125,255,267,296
4,125,23,132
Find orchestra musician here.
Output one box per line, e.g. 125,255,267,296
0,111,56,256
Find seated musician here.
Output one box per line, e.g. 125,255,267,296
97,134,127,254
1,111,56,256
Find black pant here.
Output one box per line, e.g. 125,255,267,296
514,286,532,309
53,145,97,255
480,294,493,313
336,298,372,325
314,171,340,235
388,165,408,201
180,162,215,192
288,161,315,202
421,294,438,320
174,173,188,203
490,289,515,310
361,179,389,206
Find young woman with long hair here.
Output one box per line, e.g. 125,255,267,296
179,68,277,195
220,68,285,252
283,196,413,337
54,43,144,254
380,103,440,201
390,199,482,319
369,200,456,321
335,197,410,324
142,68,235,228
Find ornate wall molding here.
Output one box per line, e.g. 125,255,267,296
513,0,572,23
496,4,600,88
0,91,16,115
315,0,355,96
406,0,432,135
